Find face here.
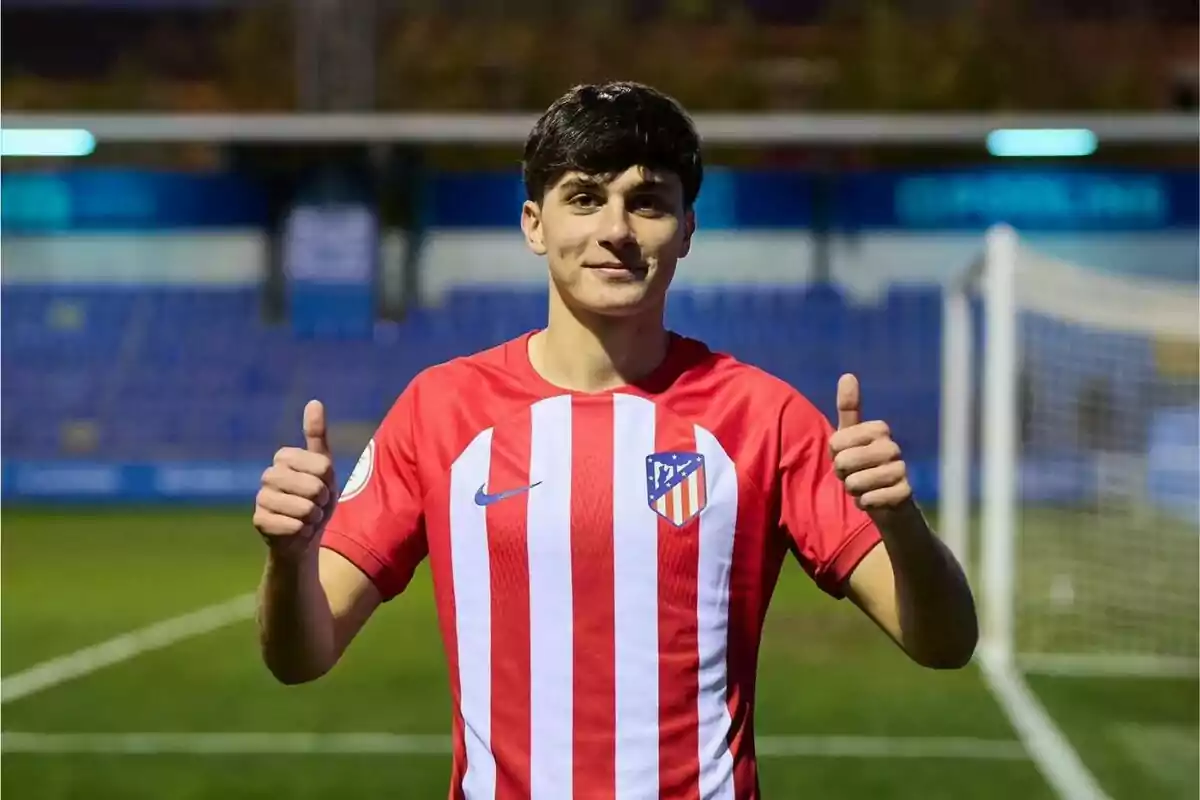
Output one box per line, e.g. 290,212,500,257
521,165,694,318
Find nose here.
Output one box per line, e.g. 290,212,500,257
598,202,634,249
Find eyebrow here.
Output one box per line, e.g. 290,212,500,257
557,174,672,195
557,176,605,195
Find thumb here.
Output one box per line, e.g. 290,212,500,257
836,373,861,430
303,399,332,457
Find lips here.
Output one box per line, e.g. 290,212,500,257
586,263,648,276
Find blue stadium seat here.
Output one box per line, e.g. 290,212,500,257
0,283,959,462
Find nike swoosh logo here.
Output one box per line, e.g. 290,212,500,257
474,481,542,507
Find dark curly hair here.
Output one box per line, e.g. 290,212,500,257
522,81,703,208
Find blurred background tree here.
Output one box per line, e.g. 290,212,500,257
3,0,1193,114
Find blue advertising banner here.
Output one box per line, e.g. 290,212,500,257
1,461,270,504
4,459,936,503
426,167,1198,231
1147,407,1200,523
283,166,379,340
5,167,1194,234
283,204,378,340
0,458,370,504
427,169,816,230
842,169,1200,232
0,170,270,233
0,456,1123,506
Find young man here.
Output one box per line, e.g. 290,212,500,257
253,81,978,799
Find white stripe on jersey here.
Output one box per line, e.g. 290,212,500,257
687,471,701,522
450,427,496,800
527,396,574,798
611,394,661,796
695,425,738,799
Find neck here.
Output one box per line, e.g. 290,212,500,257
530,291,669,393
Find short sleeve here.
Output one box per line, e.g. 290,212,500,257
321,383,427,601
777,392,881,598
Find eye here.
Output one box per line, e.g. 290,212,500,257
630,193,668,216
568,192,602,210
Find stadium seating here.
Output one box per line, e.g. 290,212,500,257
1,284,944,461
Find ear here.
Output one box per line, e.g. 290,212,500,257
521,200,547,256
679,208,696,259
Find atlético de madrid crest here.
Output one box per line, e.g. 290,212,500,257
645,451,707,527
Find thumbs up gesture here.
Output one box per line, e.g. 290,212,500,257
829,374,912,512
253,400,338,556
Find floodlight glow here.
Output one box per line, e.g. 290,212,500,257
986,128,1097,157
1,129,96,158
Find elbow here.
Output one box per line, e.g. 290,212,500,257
274,673,322,686
905,605,979,671
267,664,319,685
263,658,331,686
914,621,979,671
256,621,340,686
259,641,336,686
916,645,976,671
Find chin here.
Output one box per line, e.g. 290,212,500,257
574,286,660,317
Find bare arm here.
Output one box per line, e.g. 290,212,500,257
253,400,383,684
844,503,977,669
256,544,381,684
831,374,978,669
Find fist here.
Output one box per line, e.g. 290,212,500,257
829,374,912,511
253,399,337,554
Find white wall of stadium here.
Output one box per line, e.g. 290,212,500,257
3,230,1198,295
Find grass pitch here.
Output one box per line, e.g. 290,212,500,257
1,507,1194,799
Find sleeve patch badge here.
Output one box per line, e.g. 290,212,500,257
340,438,375,501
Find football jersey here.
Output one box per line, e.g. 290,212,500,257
321,330,882,800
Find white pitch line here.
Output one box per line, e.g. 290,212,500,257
0,733,453,755
1,593,258,705
755,735,1029,760
0,732,1029,760
978,647,1112,800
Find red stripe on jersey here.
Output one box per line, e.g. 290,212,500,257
487,412,533,798
727,484,777,800
424,484,467,800
656,410,702,799
571,396,617,797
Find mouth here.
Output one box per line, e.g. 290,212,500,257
585,262,648,278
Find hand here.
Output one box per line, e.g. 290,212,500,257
253,399,338,556
830,374,913,513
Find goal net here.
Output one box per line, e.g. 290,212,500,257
942,225,1200,678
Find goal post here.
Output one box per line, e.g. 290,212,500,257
981,225,1021,669
943,224,1200,677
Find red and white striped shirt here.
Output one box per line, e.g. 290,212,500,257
322,331,881,800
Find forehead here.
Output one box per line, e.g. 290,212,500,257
550,165,681,194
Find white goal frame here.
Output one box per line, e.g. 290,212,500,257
941,226,1199,800
940,224,1200,677
939,225,1023,668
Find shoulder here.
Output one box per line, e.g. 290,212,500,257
672,333,832,437
677,334,820,408
375,334,528,444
